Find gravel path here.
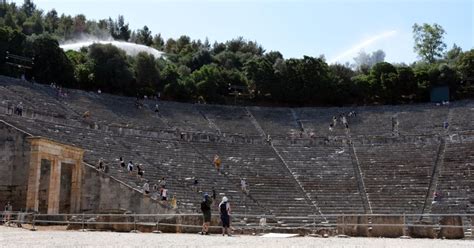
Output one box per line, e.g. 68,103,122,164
0,226,473,248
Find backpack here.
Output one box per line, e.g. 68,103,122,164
201,201,210,212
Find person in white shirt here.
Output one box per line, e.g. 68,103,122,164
143,181,150,195
160,186,168,201
127,161,134,174
241,178,247,194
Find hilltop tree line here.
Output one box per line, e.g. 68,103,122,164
0,0,473,106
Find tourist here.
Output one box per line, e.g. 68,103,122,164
433,191,442,203
443,121,449,130
342,116,348,129
219,196,231,236
193,178,199,192
170,195,177,209
332,116,337,127
160,186,168,201
266,134,272,143
212,187,217,201
213,155,221,172
241,178,247,194
15,102,23,116
97,89,101,94
329,123,333,132
137,164,144,178
104,163,109,173
143,181,150,195
3,201,12,225
98,158,104,171
153,183,159,192
119,157,126,169
127,161,134,174
159,177,167,188
154,104,159,113
82,111,90,119
200,193,213,235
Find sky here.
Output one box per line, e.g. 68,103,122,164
10,0,474,64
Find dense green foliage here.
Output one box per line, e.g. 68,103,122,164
0,1,472,105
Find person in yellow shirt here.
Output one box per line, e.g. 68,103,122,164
213,155,221,172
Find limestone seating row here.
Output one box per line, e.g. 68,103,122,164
355,143,438,213
115,136,264,215
0,78,75,119
196,104,260,136
433,141,474,214
0,115,210,212
248,107,300,137
274,145,365,215
2,77,473,139
192,141,316,217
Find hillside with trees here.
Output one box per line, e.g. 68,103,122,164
0,0,472,106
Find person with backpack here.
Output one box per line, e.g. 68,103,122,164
219,196,231,236
200,193,213,235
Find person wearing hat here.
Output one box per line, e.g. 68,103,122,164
219,196,231,236
200,193,213,235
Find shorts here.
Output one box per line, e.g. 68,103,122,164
221,215,230,228
162,196,167,201
203,212,211,222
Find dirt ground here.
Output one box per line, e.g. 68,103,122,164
0,226,473,248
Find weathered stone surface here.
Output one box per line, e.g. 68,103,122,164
26,137,84,214
408,221,436,238
80,165,176,216
337,215,369,237
0,123,30,211
370,216,404,238
438,216,464,239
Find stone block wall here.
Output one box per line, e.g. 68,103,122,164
370,216,405,238
80,164,175,215
0,123,30,211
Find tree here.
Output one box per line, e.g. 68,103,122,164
57,14,73,40
21,0,36,17
134,52,160,93
73,14,87,35
191,64,225,102
108,15,130,41
456,49,474,97
444,43,463,65
28,35,76,87
329,63,356,105
152,33,164,50
189,49,212,71
87,43,134,94
244,57,275,98
413,23,446,63
44,9,59,33
136,25,153,46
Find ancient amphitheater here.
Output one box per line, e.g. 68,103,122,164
0,75,473,240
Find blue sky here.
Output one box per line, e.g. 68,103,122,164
12,0,474,64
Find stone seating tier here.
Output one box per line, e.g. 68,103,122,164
1,76,473,221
